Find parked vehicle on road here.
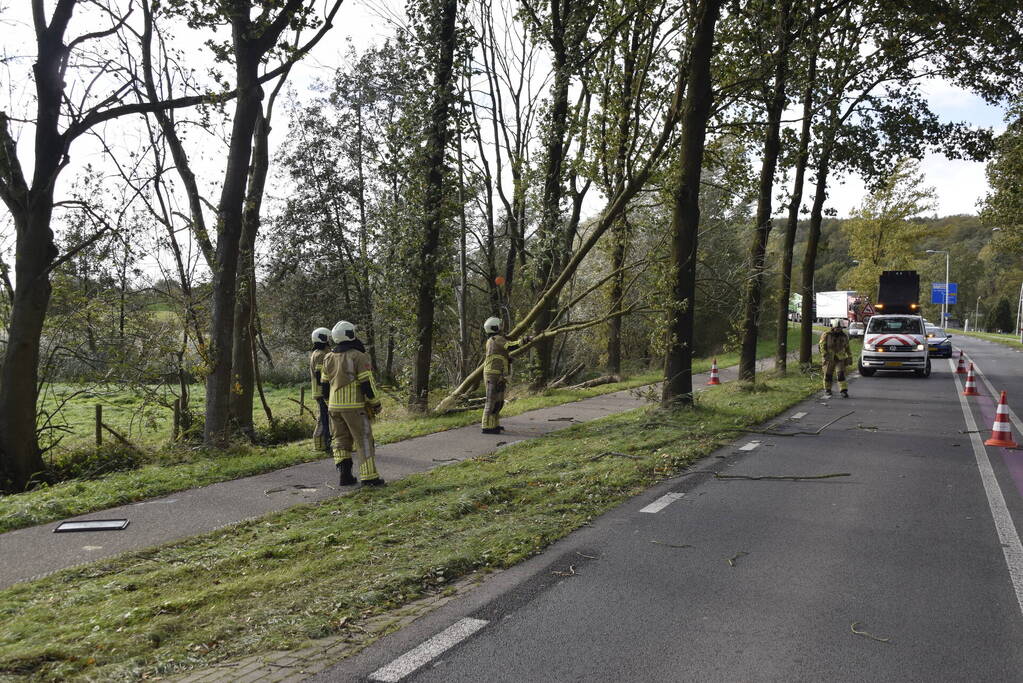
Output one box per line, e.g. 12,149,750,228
925,324,953,358
874,270,920,315
859,314,930,377
848,322,865,338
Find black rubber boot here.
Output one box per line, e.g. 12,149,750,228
361,477,386,487
824,389,833,397
841,389,849,398
337,460,357,486
481,428,501,434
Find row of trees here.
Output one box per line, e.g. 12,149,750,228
1,0,1022,491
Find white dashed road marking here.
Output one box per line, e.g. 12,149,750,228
950,359,1023,617
738,441,762,451
639,492,686,514
790,412,807,420
369,617,489,682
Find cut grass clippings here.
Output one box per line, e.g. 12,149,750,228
0,370,822,681
0,326,806,535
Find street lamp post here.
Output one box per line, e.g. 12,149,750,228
926,249,950,329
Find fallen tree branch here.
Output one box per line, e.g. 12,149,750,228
588,451,642,461
714,472,851,481
850,621,891,643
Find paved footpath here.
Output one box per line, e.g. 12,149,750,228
0,358,777,589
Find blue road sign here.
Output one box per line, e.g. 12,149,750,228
931,282,958,305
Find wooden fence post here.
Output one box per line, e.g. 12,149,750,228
95,405,102,446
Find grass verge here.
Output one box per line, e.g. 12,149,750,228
948,328,1023,351
0,369,822,681
0,327,806,534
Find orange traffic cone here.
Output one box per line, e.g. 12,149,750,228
963,363,980,396
985,391,1019,448
706,358,721,386
955,351,967,375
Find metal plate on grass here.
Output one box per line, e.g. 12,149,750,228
54,519,129,533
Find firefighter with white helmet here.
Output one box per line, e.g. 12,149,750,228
481,316,531,434
320,320,385,486
309,327,333,453
818,318,851,398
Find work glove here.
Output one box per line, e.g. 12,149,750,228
367,401,383,420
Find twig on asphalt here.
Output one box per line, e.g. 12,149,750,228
552,565,578,577
850,621,891,643
650,540,693,549
727,551,748,567
263,487,286,496
576,551,598,559
432,457,458,462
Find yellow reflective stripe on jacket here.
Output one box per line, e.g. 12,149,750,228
329,381,363,410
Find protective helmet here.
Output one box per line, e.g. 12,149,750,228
483,316,502,334
331,320,357,343
831,318,845,329
311,327,331,344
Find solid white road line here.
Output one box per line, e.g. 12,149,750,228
738,441,762,451
790,412,807,420
950,359,1023,617
369,617,489,683
969,361,1023,435
639,492,685,514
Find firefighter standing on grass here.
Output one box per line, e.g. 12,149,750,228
481,316,530,434
321,320,385,486
309,327,333,454
819,318,851,398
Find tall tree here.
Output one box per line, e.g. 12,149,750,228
409,0,460,412
737,0,795,382
0,0,248,490
660,0,724,408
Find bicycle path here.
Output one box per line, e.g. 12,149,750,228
0,359,776,589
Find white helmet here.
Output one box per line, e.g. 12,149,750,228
311,327,331,344
331,320,357,343
483,316,502,334
832,318,845,328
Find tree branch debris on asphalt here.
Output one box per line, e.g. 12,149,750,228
714,473,851,481
727,551,749,567
552,565,579,577
850,621,891,643
650,540,693,549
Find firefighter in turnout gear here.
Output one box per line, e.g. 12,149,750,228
310,327,332,453
481,316,530,434
819,318,851,398
321,320,385,486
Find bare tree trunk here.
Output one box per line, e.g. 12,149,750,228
204,45,263,446
775,33,817,373
661,0,723,408
229,107,270,440
799,128,836,366
738,0,792,383
532,55,571,387
409,0,459,411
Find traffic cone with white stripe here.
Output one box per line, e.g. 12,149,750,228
955,350,967,375
984,391,1019,448
962,363,980,396
706,358,721,385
